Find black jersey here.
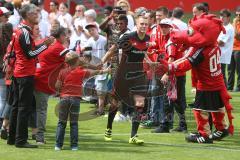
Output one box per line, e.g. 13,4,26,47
113,31,150,103
118,31,150,78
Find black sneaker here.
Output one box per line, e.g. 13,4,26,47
185,133,213,144
7,140,15,145
151,125,169,133
209,129,229,141
32,134,36,140
15,142,38,148
0,128,8,140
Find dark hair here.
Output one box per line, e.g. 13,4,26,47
104,6,113,13
50,0,59,6
156,6,169,16
0,0,6,7
193,3,207,13
168,10,172,18
236,6,240,12
4,2,14,13
118,14,128,24
19,4,37,19
172,7,184,19
220,9,231,17
202,2,209,13
60,2,68,9
51,26,67,38
30,0,39,6
148,10,156,19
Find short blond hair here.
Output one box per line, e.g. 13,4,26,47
65,51,79,66
116,0,131,11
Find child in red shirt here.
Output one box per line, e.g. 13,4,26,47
54,51,109,151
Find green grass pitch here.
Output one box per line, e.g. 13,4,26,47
0,73,240,160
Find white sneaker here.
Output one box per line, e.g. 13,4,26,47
126,115,132,121
36,141,46,145
54,146,62,151
82,96,91,101
114,112,127,122
71,147,78,151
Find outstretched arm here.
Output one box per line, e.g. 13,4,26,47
159,48,204,74
101,45,116,64
77,57,102,70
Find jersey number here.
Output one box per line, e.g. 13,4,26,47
209,51,220,73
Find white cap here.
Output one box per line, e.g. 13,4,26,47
159,18,173,27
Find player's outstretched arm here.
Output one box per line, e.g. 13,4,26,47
101,45,116,64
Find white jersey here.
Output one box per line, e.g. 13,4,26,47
85,35,107,80
127,15,135,31
218,23,234,64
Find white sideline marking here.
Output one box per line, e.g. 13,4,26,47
45,132,240,152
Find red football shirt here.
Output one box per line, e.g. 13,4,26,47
192,45,225,91
166,41,186,77
57,66,90,98
34,40,65,94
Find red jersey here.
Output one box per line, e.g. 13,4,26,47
34,40,65,94
147,25,165,62
57,66,90,98
147,25,185,77
165,39,185,77
13,21,47,77
190,46,224,91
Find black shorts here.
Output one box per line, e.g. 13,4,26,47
114,72,147,105
193,90,224,111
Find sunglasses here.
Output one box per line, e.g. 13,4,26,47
76,10,82,12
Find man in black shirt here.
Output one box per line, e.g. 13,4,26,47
103,15,152,145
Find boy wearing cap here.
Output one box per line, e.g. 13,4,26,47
0,7,11,23
54,51,110,151
83,23,108,115
149,18,187,133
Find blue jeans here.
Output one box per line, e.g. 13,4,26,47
148,78,165,124
0,78,7,118
55,97,80,148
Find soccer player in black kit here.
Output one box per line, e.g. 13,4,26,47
104,15,151,145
